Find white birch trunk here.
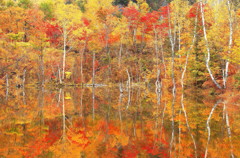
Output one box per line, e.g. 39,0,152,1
118,38,123,68
92,51,96,86
200,1,222,89
181,4,199,89
62,26,67,81
223,0,233,88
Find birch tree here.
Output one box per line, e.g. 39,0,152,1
55,0,82,82
199,0,222,89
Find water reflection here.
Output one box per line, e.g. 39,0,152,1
204,100,220,158
0,87,239,157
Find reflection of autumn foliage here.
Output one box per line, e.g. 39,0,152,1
0,87,240,157
68,126,90,148
19,120,62,158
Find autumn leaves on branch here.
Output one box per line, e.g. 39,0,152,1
0,0,239,90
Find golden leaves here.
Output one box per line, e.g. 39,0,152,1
55,1,82,27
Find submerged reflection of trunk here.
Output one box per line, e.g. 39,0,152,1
154,87,161,147
62,89,66,142
118,87,123,133
92,85,95,120
80,88,83,117
181,92,197,158
170,87,176,157
38,86,45,131
205,100,221,158
57,88,62,107
2,86,240,157
178,108,181,156
126,69,131,109
224,102,235,158
38,87,44,108
160,101,166,141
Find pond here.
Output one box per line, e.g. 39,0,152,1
0,86,239,157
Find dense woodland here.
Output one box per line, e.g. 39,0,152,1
0,0,240,92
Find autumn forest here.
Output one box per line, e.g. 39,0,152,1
0,0,240,157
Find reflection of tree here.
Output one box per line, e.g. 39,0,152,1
181,92,197,157
205,100,221,158
223,102,235,158
0,87,240,157
170,84,176,157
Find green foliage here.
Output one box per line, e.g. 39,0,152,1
40,1,54,19
6,0,15,7
76,0,86,12
18,0,32,9
113,0,130,6
234,72,240,88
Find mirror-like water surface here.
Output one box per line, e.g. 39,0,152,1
0,87,239,158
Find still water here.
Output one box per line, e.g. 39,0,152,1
0,86,239,158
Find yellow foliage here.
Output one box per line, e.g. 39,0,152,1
55,1,82,27
65,71,72,79
64,92,72,99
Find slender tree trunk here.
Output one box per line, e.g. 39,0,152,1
6,74,9,100
126,69,131,109
140,24,146,52
6,74,9,87
178,25,181,52
159,33,166,78
133,28,137,52
154,27,162,92
39,52,44,86
181,4,199,89
167,6,176,156
80,48,83,85
200,1,222,89
58,66,62,84
105,24,109,55
167,5,176,95
80,40,86,86
223,0,233,88
92,51,95,86
105,24,111,83
62,27,67,81
22,69,26,87
118,38,123,68
22,69,26,105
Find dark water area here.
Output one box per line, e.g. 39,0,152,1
0,86,239,158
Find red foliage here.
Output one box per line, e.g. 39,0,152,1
187,2,201,18
19,120,62,158
123,6,140,29
140,11,169,34
82,17,90,26
122,145,139,158
159,5,171,18
45,23,62,45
